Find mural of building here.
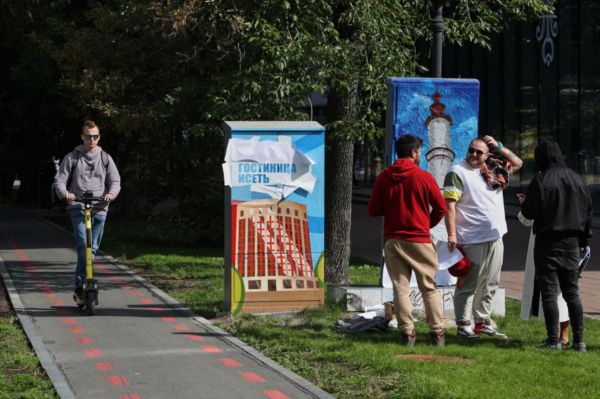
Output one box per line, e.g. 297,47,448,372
223,121,325,314
231,198,318,293
425,91,456,187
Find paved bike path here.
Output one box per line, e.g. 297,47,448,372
0,206,332,399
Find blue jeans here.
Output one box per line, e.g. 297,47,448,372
70,210,106,290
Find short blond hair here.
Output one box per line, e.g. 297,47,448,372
82,120,99,133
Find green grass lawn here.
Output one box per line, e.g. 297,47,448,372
0,315,58,399
38,214,600,398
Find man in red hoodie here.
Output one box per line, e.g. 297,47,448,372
368,134,447,346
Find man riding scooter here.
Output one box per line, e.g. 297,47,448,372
54,120,120,307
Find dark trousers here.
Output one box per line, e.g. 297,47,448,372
534,236,583,344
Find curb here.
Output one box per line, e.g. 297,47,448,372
0,254,76,399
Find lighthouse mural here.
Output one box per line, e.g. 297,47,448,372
425,91,456,187
386,78,479,183
384,78,480,287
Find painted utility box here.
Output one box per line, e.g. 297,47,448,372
223,121,325,314
383,78,480,287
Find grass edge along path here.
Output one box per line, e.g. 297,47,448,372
53,216,600,398
0,277,59,399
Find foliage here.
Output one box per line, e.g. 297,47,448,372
1,0,553,263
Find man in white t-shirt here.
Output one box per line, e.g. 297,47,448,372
443,136,522,339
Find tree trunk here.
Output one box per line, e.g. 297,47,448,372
324,87,357,285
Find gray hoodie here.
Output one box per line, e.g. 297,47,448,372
54,145,121,214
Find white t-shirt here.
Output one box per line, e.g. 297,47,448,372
443,159,507,244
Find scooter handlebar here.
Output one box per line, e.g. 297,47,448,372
73,196,107,203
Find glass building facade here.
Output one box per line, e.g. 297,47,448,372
442,0,600,212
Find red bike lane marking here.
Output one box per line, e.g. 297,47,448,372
172,324,190,331
201,345,223,353
107,375,129,386
185,334,204,342
85,348,104,357
0,222,144,396
160,316,176,322
95,362,114,372
2,222,293,399
263,390,289,399
70,326,85,334
239,372,266,383
218,358,242,367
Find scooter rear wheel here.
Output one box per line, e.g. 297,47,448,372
85,292,96,315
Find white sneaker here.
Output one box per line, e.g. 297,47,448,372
457,324,479,339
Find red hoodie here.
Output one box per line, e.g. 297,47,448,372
368,158,446,242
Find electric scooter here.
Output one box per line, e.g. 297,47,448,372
73,191,104,315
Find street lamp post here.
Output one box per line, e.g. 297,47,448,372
430,0,445,78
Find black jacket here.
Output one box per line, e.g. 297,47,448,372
521,142,593,247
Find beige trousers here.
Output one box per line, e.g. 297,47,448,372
384,239,444,335
453,239,504,324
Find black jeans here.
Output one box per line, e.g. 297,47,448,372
534,235,583,344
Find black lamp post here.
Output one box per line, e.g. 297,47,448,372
430,0,445,78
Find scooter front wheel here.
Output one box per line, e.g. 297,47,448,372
85,291,96,315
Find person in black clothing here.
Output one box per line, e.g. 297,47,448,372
519,141,592,351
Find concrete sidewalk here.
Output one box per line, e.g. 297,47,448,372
0,206,332,399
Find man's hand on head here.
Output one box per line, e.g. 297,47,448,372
482,135,498,149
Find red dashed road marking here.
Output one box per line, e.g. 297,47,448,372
52,300,65,306
63,318,77,325
107,375,129,386
161,316,176,322
85,348,104,357
121,394,141,399
172,324,190,331
148,307,164,312
130,291,144,297
123,285,134,290
46,293,58,299
139,298,153,304
76,337,94,344
95,362,114,372
240,372,266,383
218,358,241,367
263,390,289,399
201,345,223,353
185,334,204,342
70,326,85,334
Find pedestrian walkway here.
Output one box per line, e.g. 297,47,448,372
501,271,600,318
0,206,332,399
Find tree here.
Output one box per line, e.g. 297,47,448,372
1,0,552,275
156,0,551,283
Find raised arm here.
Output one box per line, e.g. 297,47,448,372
482,135,523,172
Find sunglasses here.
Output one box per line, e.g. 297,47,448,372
83,135,100,141
467,147,486,156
